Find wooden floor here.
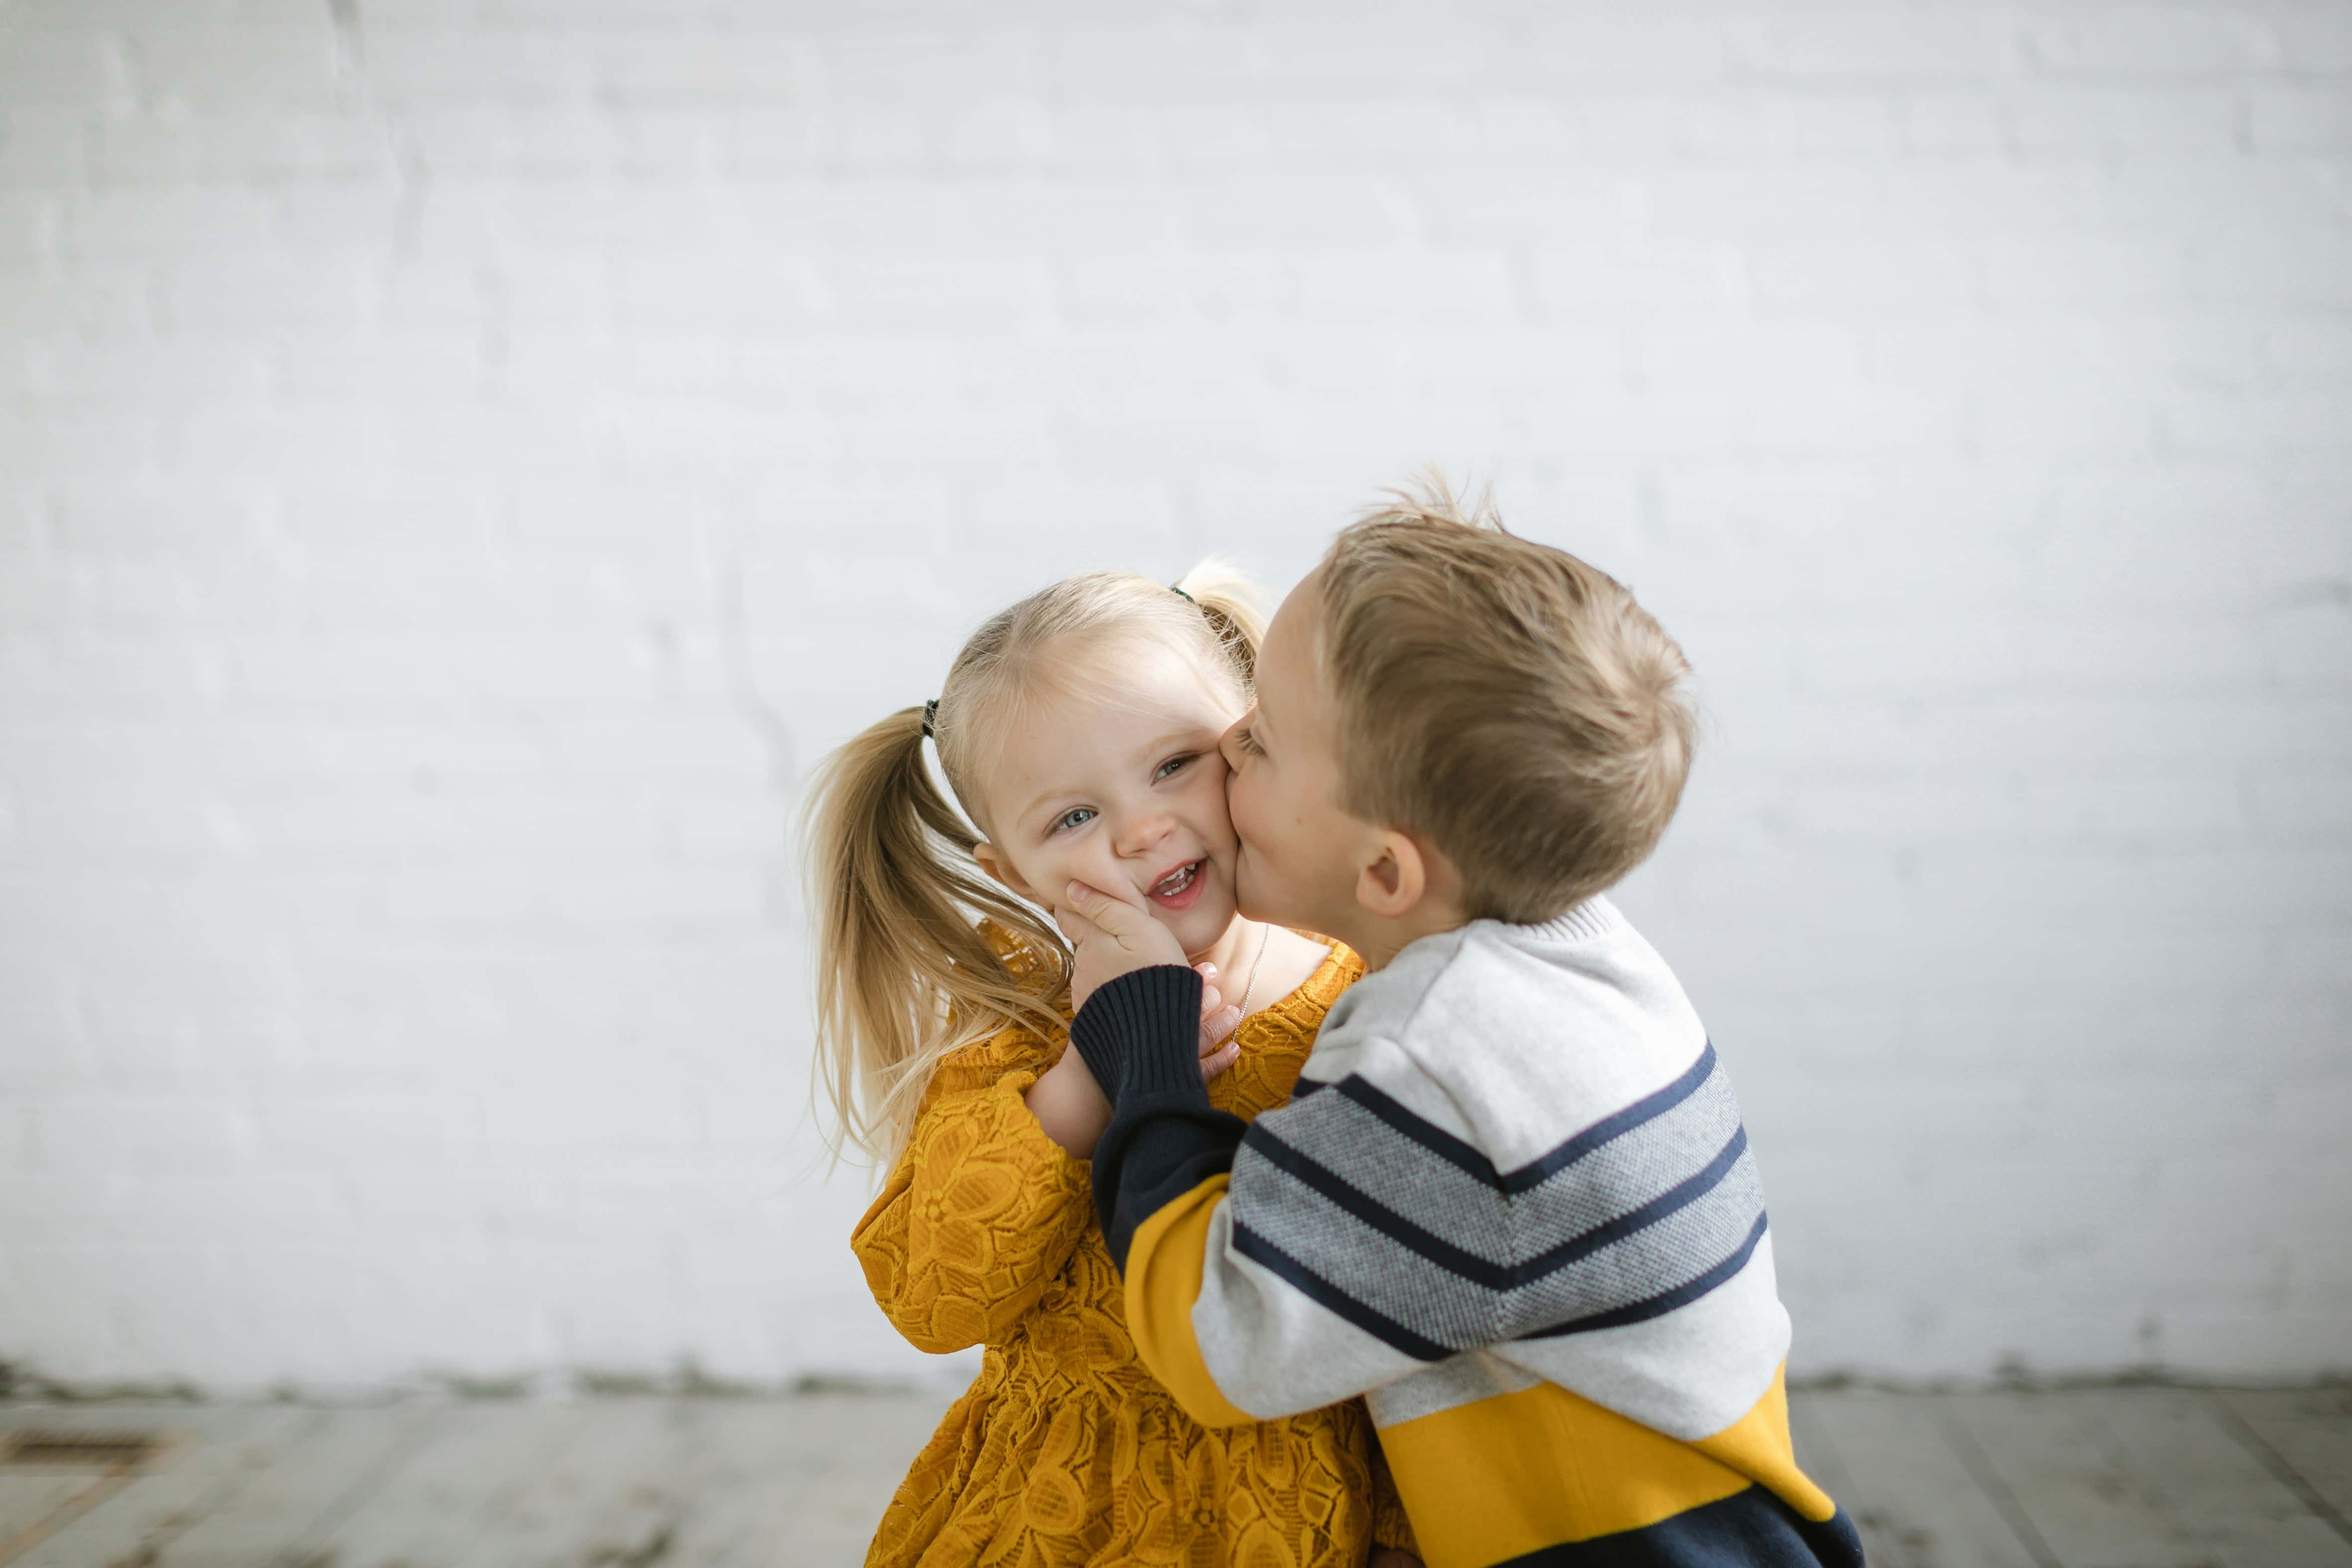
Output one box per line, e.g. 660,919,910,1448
2,1386,2347,1568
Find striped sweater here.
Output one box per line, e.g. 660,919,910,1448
1073,899,1865,1568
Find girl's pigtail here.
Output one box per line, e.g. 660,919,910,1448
802,706,1069,1165
1172,557,1266,688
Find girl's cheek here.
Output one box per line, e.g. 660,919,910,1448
1070,842,1126,893
1190,772,1239,841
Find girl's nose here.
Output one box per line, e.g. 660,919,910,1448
1112,809,1179,860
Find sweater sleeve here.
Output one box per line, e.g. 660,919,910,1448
849,1026,1095,1355
1072,965,1252,1266
1076,965,1438,1425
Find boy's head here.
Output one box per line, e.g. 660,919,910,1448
1223,478,1695,960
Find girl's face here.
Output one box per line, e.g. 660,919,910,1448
969,638,1245,961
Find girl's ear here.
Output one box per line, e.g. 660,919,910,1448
972,842,1041,902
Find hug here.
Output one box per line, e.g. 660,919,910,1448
806,478,1864,1568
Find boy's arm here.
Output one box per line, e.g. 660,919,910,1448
1067,965,1243,1258
1074,966,1435,1424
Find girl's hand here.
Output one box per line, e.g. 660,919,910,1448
1028,959,1239,1156
1055,877,1190,1014
1195,960,1243,1081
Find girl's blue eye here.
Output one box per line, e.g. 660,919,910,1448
1052,807,1096,834
1156,754,1193,781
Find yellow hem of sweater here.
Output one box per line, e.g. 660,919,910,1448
1381,1366,1833,1568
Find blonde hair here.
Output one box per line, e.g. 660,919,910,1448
803,560,1264,1165
1317,474,1696,924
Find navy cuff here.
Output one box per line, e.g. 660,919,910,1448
1070,965,1208,1107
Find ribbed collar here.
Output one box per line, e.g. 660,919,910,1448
1518,896,1623,946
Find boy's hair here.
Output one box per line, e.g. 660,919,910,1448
1316,476,1695,924
801,561,1263,1165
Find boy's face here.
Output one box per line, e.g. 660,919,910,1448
1220,573,1372,940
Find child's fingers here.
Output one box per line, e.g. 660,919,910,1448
1063,879,1155,946
1197,1003,1241,1055
1050,902,1103,947
1198,1039,1241,1083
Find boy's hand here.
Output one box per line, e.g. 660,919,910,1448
1055,878,1190,1014
1028,967,1238,1157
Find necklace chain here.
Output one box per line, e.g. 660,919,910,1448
1233,922,1273,1019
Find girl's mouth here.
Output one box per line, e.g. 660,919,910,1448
1147,858,1210,912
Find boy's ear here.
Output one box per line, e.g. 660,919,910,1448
1354,829,1429,921
971,842,1040,902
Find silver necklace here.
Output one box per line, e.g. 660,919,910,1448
1234,922,1273,1017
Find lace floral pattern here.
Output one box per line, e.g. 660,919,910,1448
851,931,1415,1566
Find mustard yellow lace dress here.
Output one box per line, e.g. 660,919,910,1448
851,933,1415,1568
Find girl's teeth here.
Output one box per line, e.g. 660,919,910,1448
1156,862,1197,895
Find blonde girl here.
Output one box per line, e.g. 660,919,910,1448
806,563,1419,1567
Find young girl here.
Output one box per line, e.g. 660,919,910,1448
805,564,1419,1567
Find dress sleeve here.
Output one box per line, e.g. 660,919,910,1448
849,1024,1096,1355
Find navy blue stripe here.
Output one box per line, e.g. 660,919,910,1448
1240,1122,1754,1293
1505,1042,1719,1193
1517,1126,1751,1279
1228,1223,1456,1362
1330,1074,1499,1186
1520,1209,1770,1339
1317,1043,1719,1194
1243,1124,1514,1287
1492,1486,1865,1568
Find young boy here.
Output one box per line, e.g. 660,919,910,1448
1053,483,1864,1568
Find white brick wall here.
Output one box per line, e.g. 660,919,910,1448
2,0,2346,1395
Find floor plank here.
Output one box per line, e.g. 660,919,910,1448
1801,1390,2049,1568
155,1405,444,1568
2214,1388,2352,1533
1786,1393,1913,1568
0,1478,116,1561
658,1391,959,1568
522,1401,735,1568
292,1403,595,1568
440,1400,693,1568
5,1408,313,1568
8,1385,2347,1568
1950,1389,2352,1568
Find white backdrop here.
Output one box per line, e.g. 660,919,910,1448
2,0,2348,1396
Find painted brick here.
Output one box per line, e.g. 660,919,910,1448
0,0,2345,1400
0,26,128,108
122,22,343,110
2014,8,2279,75
2248,80,2352,151
0,108,84,188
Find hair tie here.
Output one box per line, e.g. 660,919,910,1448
1170,584,1197,605
922,698,938,739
